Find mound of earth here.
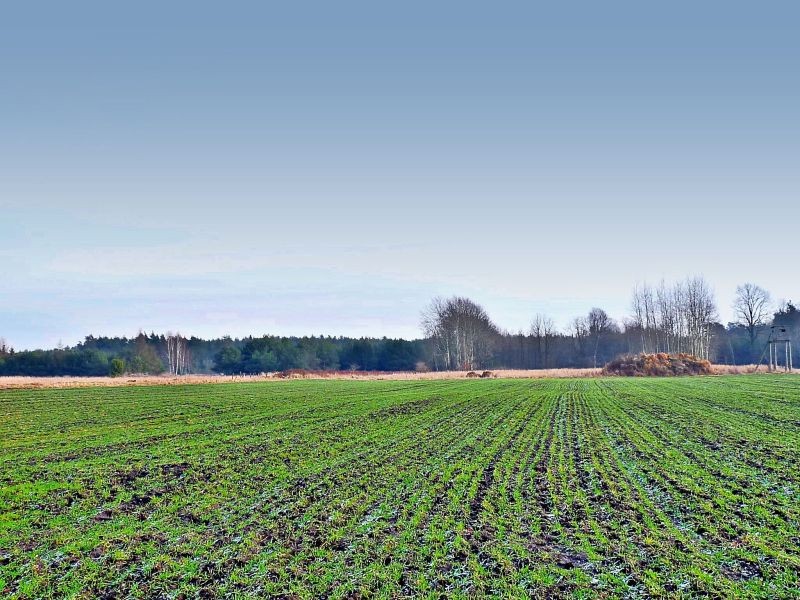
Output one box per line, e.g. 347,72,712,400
604,353,713,377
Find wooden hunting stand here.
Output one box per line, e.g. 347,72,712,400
758,326,793,372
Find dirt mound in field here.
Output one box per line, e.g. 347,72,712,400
603,353,713,377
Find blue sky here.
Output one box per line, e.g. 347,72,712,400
2,1,798,349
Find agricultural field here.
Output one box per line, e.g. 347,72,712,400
1,377,800,598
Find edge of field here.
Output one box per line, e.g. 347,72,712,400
0,364,782,389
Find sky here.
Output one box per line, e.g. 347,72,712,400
1,1,798,350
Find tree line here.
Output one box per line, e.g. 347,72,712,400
0,333,429,376
419,278,796,370
1,278,797,376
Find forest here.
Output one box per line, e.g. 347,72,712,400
1,280,797,376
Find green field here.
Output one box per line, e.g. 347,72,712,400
2,377,800,598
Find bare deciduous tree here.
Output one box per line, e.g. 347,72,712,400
421,296,499,370
630,276,718,359
587,308,615,368
166,332,189,375
530,313,555,368
684,276,717,359
572,316,589,359
733,283,771,350
631,283,657,353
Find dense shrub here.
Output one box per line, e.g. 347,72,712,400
603,353,712,377
109,358,126,377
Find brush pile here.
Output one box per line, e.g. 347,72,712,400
604,353,713,377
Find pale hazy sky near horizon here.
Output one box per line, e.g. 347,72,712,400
2,1,798,349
